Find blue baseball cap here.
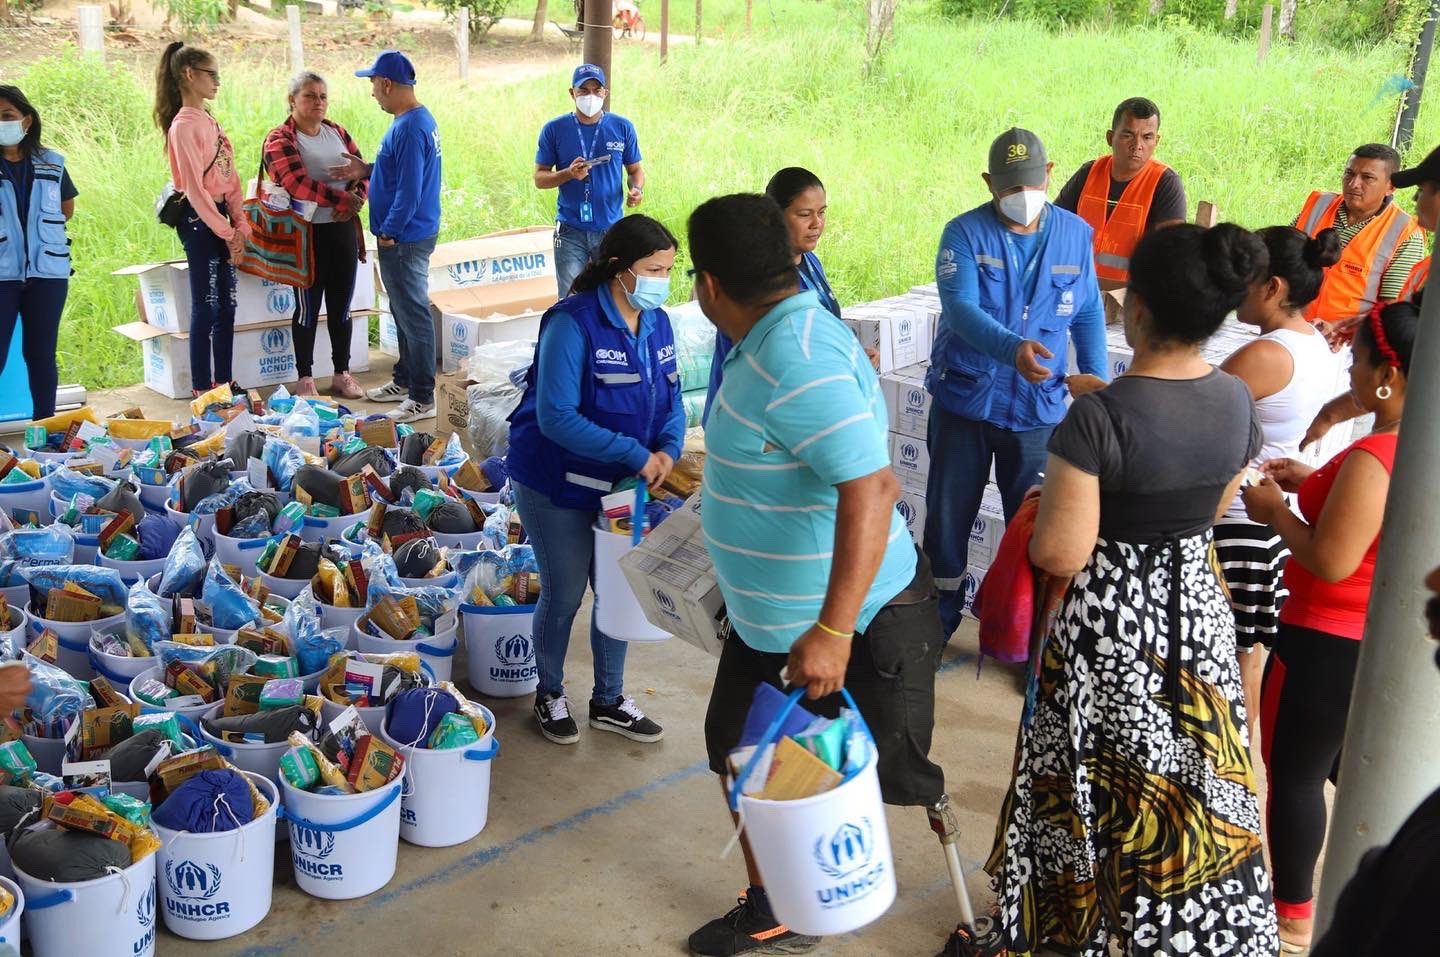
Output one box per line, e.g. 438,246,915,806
572,64,606,89
356,50,417,85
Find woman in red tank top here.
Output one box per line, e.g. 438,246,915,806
1240,299,1417,951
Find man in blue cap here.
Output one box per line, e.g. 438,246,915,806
331,49,443,423
533,64,645,298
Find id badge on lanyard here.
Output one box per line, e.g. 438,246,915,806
575,116,599,225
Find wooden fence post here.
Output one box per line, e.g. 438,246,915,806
77,5,105,60
457,7,470,79
660,0,669,62
1195,201,1219,228
1258,4,1273,64
287,5,304,74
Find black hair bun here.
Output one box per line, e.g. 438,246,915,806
1304,228,1342,269
1202,223,1267,295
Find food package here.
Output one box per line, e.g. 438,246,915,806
428,712,480,750
346,734,402,791
259,678,304,710
279,743,319,790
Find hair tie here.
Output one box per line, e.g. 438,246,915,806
1368,304,1403,369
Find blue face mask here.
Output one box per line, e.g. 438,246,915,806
625,269,670,310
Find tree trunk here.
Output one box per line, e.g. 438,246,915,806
1279,0,1297,38
1224,0,1238,19
745,0,751,33
530,0,548,40
695,0,701,44
1148,0,1164,13
863,0,898,76
0,0,10,22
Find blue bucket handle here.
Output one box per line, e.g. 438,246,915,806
27,888,74,910
174,712,204,743
459,603,532,617
54,632,89,654
87,653,141,687
632,483,647,546
279,779,401,833
463,737,500,761
416,640,455,658
209,739,234,757
235,535,277,552
727,687,876,812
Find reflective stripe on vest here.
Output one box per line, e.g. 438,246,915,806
1400,256,1430,302
1297,190,1422,323
1074,156,1169,283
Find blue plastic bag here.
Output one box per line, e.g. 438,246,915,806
200,560,260,629
193,477,254,516
262,437,306,493
0,525,74,586
22,564,127,608
281,397,321,439
284,588,346,675
22,655,91,736
49,466,116,502
124,578,169,652
157,527,207,599
435,432,467,467
370,556,460,624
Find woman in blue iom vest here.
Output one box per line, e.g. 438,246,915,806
0,86,76,420
703,167,841,423
507,214,684,747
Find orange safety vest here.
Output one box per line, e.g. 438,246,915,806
1295,190,1422,323
1074,156,1170,284
1399,255,1429,302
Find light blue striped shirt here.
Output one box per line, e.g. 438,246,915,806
701,291,917,654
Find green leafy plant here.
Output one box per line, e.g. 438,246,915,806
436,0,508,36
154,0,228,31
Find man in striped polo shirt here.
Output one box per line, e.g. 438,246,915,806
683,194,959,957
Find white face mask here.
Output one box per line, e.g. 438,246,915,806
575,94,604,118
0,121,24,148
997,188,1047,227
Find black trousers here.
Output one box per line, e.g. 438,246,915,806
292,220,358,378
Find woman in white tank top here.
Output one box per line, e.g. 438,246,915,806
1217,225,1347,743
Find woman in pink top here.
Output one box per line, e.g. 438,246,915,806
153,41,251,396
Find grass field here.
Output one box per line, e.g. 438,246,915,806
17,11,1435,389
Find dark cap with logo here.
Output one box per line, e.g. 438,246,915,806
356,50,417,85
1392,145,1440,189
988,128,1049,192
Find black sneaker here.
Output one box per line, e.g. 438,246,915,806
688,893,820,956
534,693,580,745
589,695,664,742
937,922,1009,957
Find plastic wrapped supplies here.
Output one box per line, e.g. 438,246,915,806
24,564,128,610
178,459,233,512
50,466,116,502
462,340,535,458
201,561,261,629
0,525,74,586
461,544,540,607
280,396,322,439
670,301,718,392
262,436,306,492
158,526,208,599
22,655,91,736
124,578,169,653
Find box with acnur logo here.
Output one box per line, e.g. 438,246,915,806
432,279,552,373
618,496,726,658
968,485,1006,570
889,431,931,491
842,303,930,375
881,364,931,439
895,488,926,547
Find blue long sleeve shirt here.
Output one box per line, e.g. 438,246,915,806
535,286,686,472
369,105,442,243
936,211,1108,378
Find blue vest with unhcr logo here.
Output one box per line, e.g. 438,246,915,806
0,148,71,282
507,287,679,510
927,203,1092,431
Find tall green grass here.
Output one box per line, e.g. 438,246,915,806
501,0,843,39
18,16,1434,388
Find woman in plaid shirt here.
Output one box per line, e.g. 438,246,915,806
263,71,369,399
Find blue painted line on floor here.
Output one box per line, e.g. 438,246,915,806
938,651,977,673
231,758,713,956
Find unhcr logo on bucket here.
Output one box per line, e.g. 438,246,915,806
491,634,537,683
291,823,343,879
165,860,231,921
134,880,157,954
813,818,886,909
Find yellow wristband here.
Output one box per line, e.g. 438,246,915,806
815,620,853,639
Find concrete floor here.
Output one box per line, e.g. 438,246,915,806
12,355,1303,956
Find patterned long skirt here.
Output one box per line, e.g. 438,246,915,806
986,533,1279,956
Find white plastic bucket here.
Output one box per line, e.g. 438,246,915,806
353,612,458,684
0,583,28,614
27,606,126,681
415,454,469,483
212,532,274,579
338,523,367,559
729,690,896,937
593,527,671,642
97,554,167,587
461,604,538,698
154,772,278,940
21,733,65,775
0,874,23,951
428,528,487,550
136,479,170,512
0,475,52,526
319,662,434,730
130,666,218,720
257,570,308,600
318,601,364,645
15,843,158,957
458,488,504,507
89,631,155,687
281,774,403,900
0,607,26,658
299,507,372,545
198,704,288,786
27,448,71,465
165,500,217,540
398,570,458,592
380,706,499,848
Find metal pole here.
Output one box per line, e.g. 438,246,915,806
287,5,304,74
77,5,105,60
582,0,613,100
1394,0,1440,153
456,7,470,80
1314,275,1440,934
660,0,669,62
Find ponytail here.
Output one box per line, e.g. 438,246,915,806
154,41,214,138
569,215,678,295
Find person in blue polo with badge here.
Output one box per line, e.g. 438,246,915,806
534,64,645,298
924,128,1109,638
507,214,682,747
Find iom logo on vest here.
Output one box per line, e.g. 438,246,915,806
134,879,157,954
813,818,886,909
165,860,230,921
492,634,537,683
594,347,629,366
291,822,342,879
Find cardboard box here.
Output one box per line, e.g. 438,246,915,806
434,374,479,461
376,311,399,358
113,314,370,400
961,565,986,621
618,496,726,658
968,485,1006,571
889,431,930,491
432,281,550,373
372,227,554,301
842,302,930,374
881,364,931,439
895,487,926,547
113,259,375,334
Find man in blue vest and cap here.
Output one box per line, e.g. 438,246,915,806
924,127,1109,638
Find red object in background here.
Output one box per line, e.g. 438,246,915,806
972,492,1071,667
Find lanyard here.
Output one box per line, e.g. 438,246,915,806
1002,207,1050,305
797,256,839,314
573,115,602,202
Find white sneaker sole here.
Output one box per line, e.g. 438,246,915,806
366,389,408,403
589,718,664,743
537,721,580,745
386,406,436,423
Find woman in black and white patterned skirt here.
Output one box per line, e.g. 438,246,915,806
986,223,1281,957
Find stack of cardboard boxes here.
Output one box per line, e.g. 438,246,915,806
112,259,375,399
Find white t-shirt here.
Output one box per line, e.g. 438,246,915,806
295,124,349,224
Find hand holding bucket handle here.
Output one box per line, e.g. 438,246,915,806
728,687,876,812
632,482,647,546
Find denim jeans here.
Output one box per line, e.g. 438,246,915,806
0,277,67,419
377,234,437,404
922,402,1053,636
511,479,628,704
553,223,606,299
178,203,238,391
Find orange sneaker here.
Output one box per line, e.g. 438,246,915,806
330,372,364,400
